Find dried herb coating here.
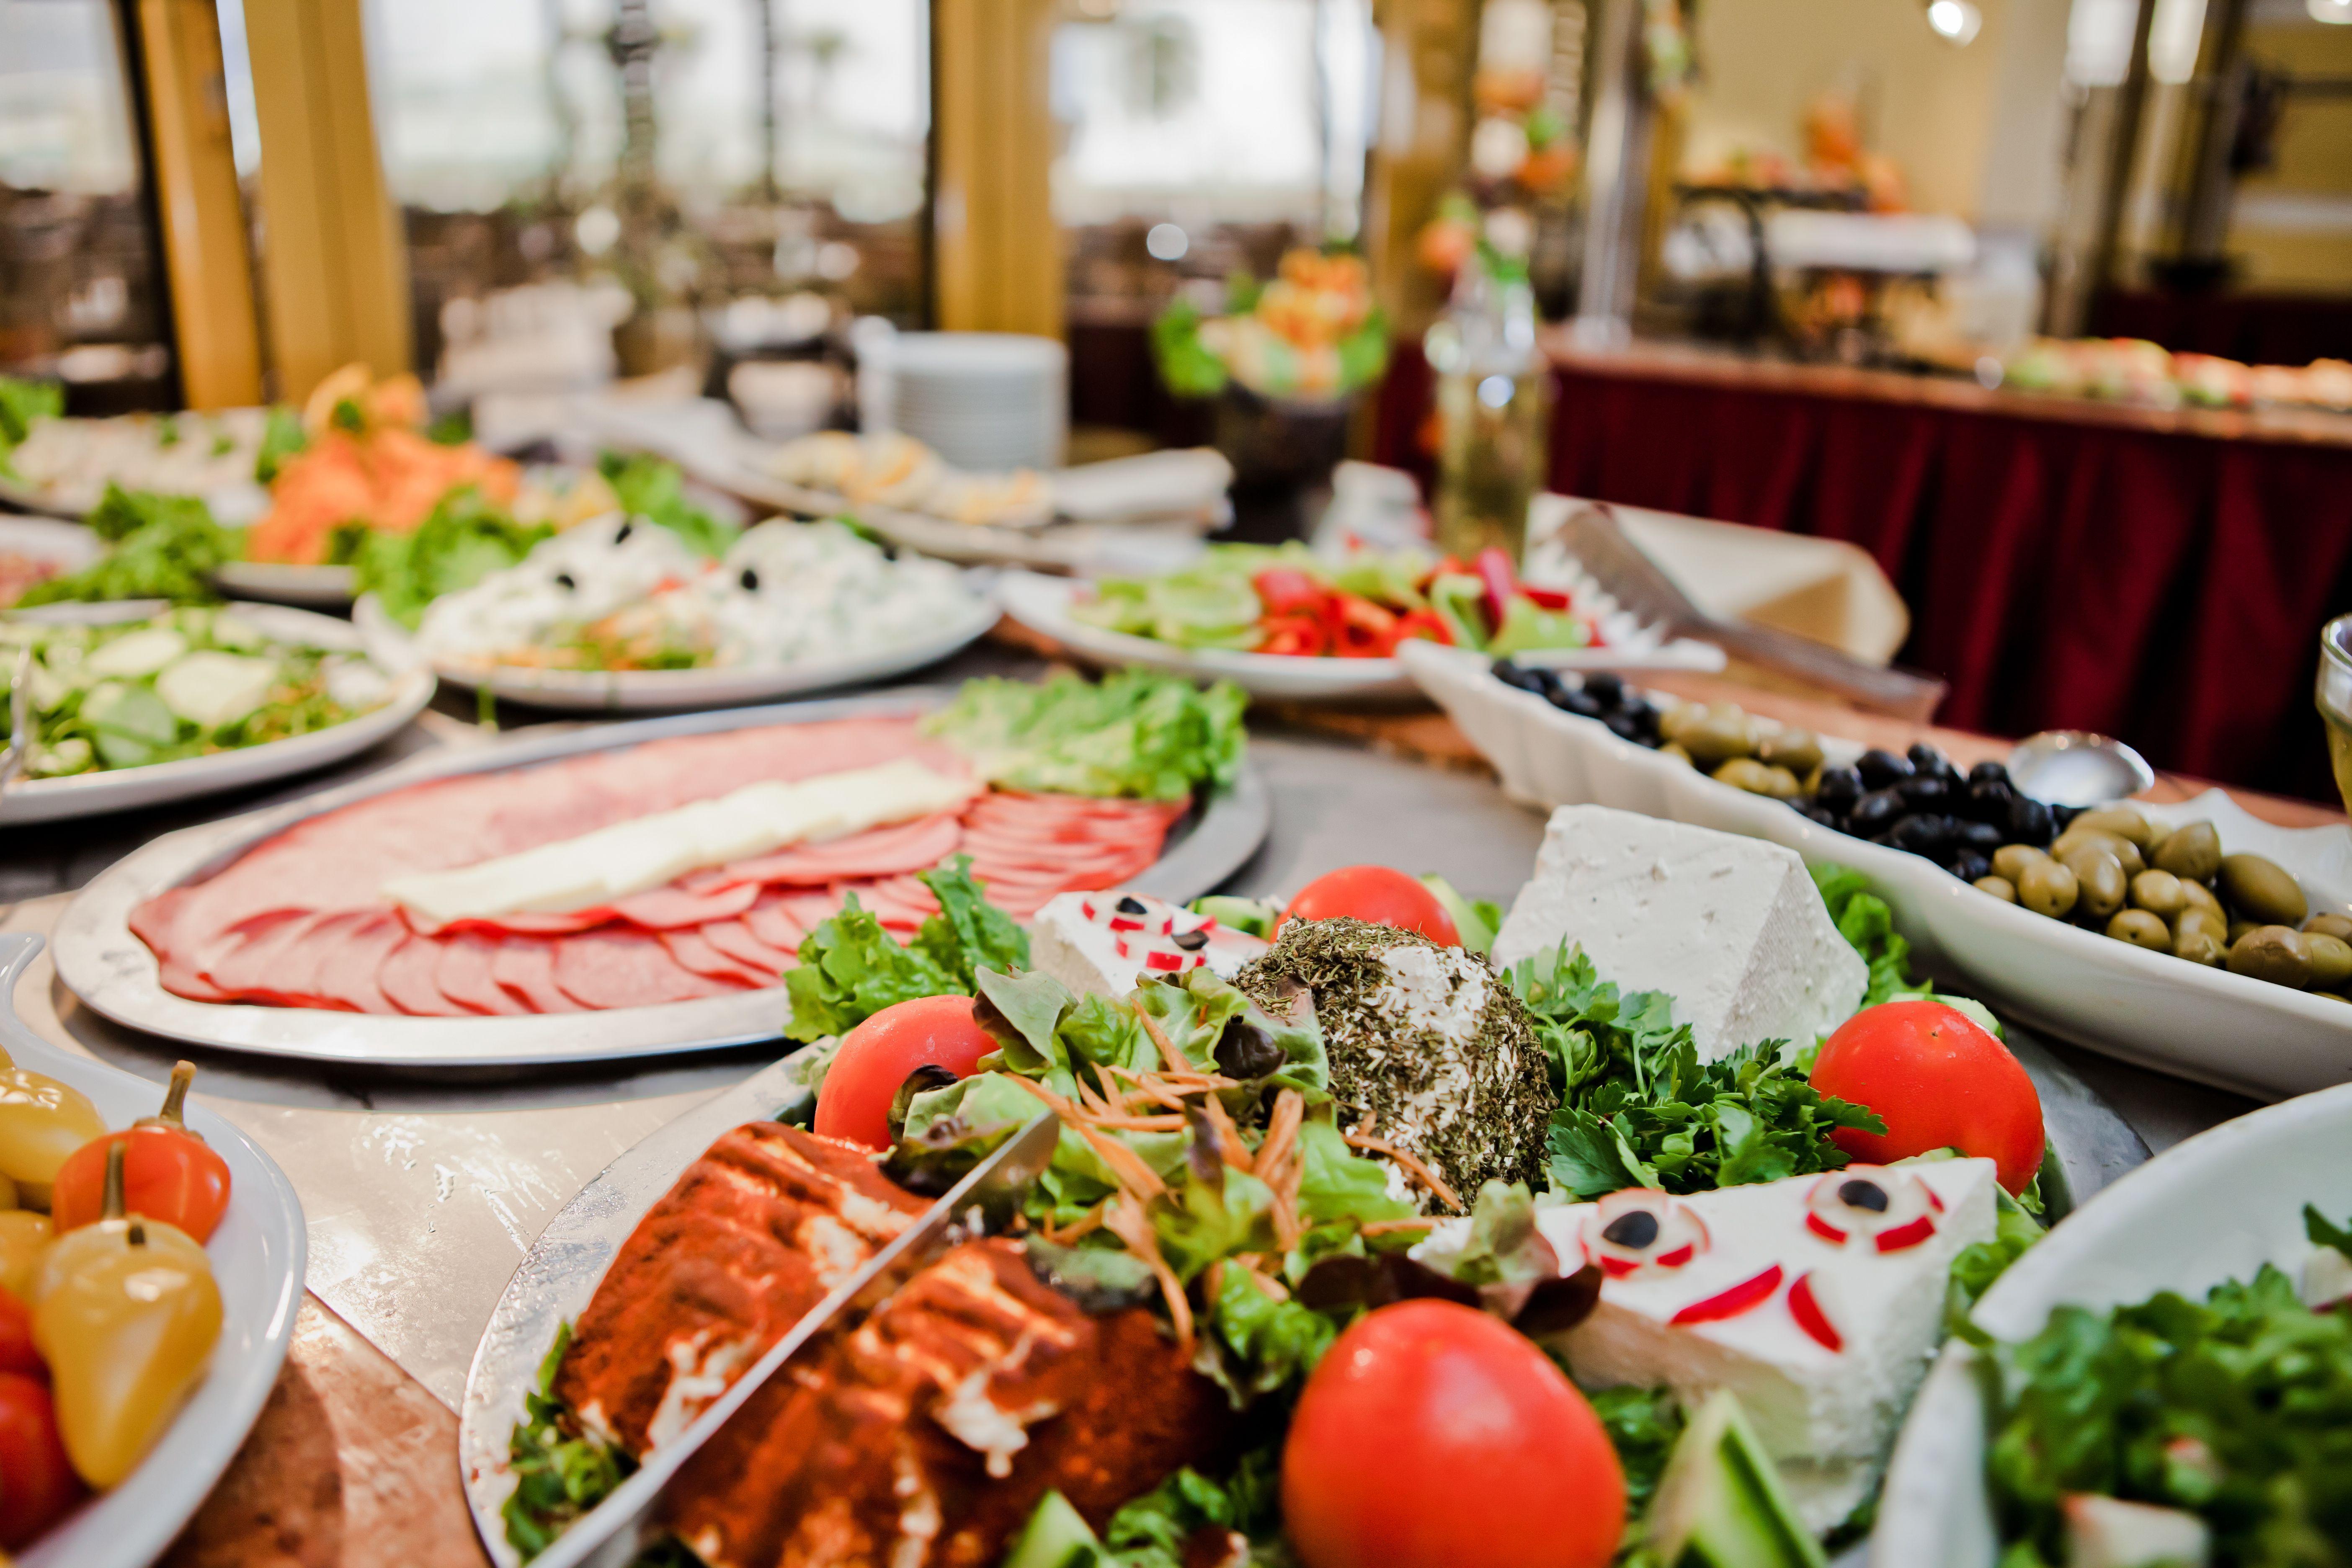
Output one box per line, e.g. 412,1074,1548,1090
1235,917,1556,1207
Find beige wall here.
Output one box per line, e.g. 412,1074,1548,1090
2230,20,2352,291
1680,0,2023,222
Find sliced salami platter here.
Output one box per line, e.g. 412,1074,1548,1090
51,680,1268,1068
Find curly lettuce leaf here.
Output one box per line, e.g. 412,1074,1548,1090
781,895,957,1043
923,670,1247,802
353,485,552,627
18,486,240,606
597,451,733,558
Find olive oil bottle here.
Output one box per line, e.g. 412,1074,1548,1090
1425,248,1549,564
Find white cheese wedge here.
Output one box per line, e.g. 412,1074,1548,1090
1492,805,1867,1059
1028,891,1267,999
382,759,978,931
1420,1158,1998,1536
155,650,281,730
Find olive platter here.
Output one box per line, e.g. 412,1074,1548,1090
1493,660,2346,999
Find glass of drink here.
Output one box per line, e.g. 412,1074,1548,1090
2316,615,2352,816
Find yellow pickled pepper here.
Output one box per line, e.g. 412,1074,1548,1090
0,1044,104,1211
0,1211,50,1300
32,1143,221,1489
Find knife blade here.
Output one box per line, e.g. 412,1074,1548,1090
527,1110,1063,1568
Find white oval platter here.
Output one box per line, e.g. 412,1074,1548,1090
0,515,102,594
0,933,307,1568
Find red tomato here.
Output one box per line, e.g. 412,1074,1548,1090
1283,1300,1625,1568
1281,867,1461,946
53,1125,233,1243
0,1372,81,1549
0,1289,39,1381
1810,1000,2046,1194
813,995,997,1151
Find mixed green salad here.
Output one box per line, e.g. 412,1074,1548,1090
0,604,390,777
15,486,243,608
921,670,1249,802
0,376,62,475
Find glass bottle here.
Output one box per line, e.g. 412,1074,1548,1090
1426,247,1549,563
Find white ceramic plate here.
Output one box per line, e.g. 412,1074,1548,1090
1872,1081,2352,1568
352,583,1000,713
51,688,1273,1068
212,560,356,609
0,933,307,1568
0,515,101,597
1402,640,2352,1100
0,599,435,824
1000,570,1728,702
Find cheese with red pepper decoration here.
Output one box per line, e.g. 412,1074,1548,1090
1416,1157,1998,1534
1026,892,1267,1000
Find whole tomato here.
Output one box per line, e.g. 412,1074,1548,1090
1810,1000,2045,1194
1283,1299,1625,1568
0,1370,81,1549
812,995,997,1151
1281,867,1461,946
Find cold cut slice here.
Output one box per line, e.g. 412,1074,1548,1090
313,912,407,1014
490,938,582,1014
553,930,745,1011
436,933,528,1016
658,928,777,988
740,895,807,957
379,934,470,1016
700,918,795,975
607,882,762,931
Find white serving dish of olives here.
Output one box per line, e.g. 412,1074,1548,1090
1402,639,2352,1101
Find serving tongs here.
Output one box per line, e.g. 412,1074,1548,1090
0,647,30,794
526,1111,1063,1568
1540,500,1948,721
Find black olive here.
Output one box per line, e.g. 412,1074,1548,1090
2051,802,2085,831
613,521,634,543
1601,1210,1660,1249
1796,803,1841,828
1907,742,1952,777
1958,819,2004,851
1951,850,1993,882
1814,765,1864,807
1213,1019,1287,1081
1115,895,1147,915
1857,748,1914,790
2007,794,2055,847
552,570,577,591
738,567,760,591
1968,759,2009,787
1492,660,1534,691
1963,778,2015,824
1604,713,1643,742
1552,687,1604,720
1837,1177,1890,1213
1890,813,1955,854
1849,786,1905,833
1897,773,1951,808
1583,672,1625,708
1171,929,1209,952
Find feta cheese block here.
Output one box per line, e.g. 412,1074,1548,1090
1492,805,1867,1059
1027,892,1267,999
1419,1158,1999,1534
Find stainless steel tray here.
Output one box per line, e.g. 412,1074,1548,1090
51,687,1271,1068
453,1010,2145,1568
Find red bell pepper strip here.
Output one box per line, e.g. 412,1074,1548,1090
1326,593,1399,658
1257,611,1329,658
1669,1264,1784,1326
1253,567,1326,618
1389,609,1453,647
1473,547,1519,627
1522,585,1571,610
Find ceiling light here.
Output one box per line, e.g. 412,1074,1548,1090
1926,0,1983,44
2313,0,2352,24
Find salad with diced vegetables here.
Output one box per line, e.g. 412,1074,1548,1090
411,515,980,674
0,606,391,778
1070,542,1644,660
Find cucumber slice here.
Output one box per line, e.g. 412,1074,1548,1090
1001,1490,1104,1568
82,681,181,745
1420,874,1503,954
85,625,189,678
155,650,281,730
1648,1390,1827,1568
1190,894,1282,939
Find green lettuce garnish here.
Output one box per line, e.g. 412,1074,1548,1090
18,486,240,606
781,856,1030,1044
353,485,553,627
501,1322,629,1561
598,451,734,558
923,669,1247,802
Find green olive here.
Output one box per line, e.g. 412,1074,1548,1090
2058,844,2128,920
1974,875,2018,903
1760,765,1802,799
1657,701,1700,745
1712,757,1779,794
2305,912,2352,943
2073,805,2156,850
2228,918,2260,947
1658,742,1694,766
2312,989,2352,1005
2053,828,2145,879
2176,906,2229,948
2106,908,2172,951
2151,821,2222,882
2179,878,2224,918
2128,869,2185,921
2218,854,2307,928
2174,925,2227,966
2228,925,2314,989
1991,845,2048,886
2018,858,2080,919
2309,933,2352,990
1756,728,1824,777
1678,705,1759,766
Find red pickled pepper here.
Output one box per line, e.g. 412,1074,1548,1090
50,1061,232,1244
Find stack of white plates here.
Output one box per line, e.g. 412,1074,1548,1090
887,332,1067,471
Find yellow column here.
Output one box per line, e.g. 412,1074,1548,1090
931,0,1062,338
239,0,412,400
132,0,264,409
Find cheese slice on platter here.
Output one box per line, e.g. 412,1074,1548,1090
1027,891,1267,998
1492,805,1866,1060
383,759,979,931
1417,1158,1999,1534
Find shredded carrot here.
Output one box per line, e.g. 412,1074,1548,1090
1104,1194,1193,1351
1360,1217,1442,1235
1137,1011,1196,1076
1007,1075,1168,1200
1344,1129,1462,1212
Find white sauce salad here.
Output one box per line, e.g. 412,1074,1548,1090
413,515,980,673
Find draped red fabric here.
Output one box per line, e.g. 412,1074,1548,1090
1532,361,2352,802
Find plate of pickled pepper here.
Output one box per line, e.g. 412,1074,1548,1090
0,934,304,1568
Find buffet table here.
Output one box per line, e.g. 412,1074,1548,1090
1376,337,2352,804
0,635,2316,1565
